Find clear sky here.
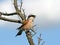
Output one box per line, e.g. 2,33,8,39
0,0,60,45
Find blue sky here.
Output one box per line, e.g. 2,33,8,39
0,0,60,45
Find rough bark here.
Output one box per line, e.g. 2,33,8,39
25,31,35,45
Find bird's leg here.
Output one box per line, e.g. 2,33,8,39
25,30,31,36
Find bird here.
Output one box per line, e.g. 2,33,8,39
16,15,36,36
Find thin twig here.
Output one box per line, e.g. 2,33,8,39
38,34,42,45
20,0,23,10
22,8,26,19
41,41,45,45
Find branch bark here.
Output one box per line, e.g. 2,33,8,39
14,0,25,20
14,0,19,13
0,16,22,23
25,31,35,45
38,34,42,45
0,12,17,16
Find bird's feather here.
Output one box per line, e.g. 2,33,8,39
17,20,29,29
16,30,23,36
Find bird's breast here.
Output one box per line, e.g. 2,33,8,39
22,21,33,30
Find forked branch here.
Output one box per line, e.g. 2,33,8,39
14,0,25,20
41,41,45,45
38,34,42,45
38,34,45,45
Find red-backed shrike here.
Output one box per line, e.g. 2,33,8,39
16,15,36,36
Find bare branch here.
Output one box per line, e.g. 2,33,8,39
22,8,26,19
14,0,19,13
14,0,26,20
20,0,23,10
0,12,17,16
0,16,22,23
25,31,35,45
41,41,45,45
38,34,42,45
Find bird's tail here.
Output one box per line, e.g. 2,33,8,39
16,30,23,36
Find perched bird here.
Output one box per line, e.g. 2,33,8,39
16,15,36,36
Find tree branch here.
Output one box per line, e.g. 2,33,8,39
41,41,45,45
25,31,35,45
22,8,26,19
0,16,22,23
14,0,19,13
14,0,26,20
0,12,17,16
20,0,23,10
38,34,42,45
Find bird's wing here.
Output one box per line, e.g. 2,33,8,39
16,29,23,36
17,20,29,29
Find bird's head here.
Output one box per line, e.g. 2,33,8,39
28,14,36,22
